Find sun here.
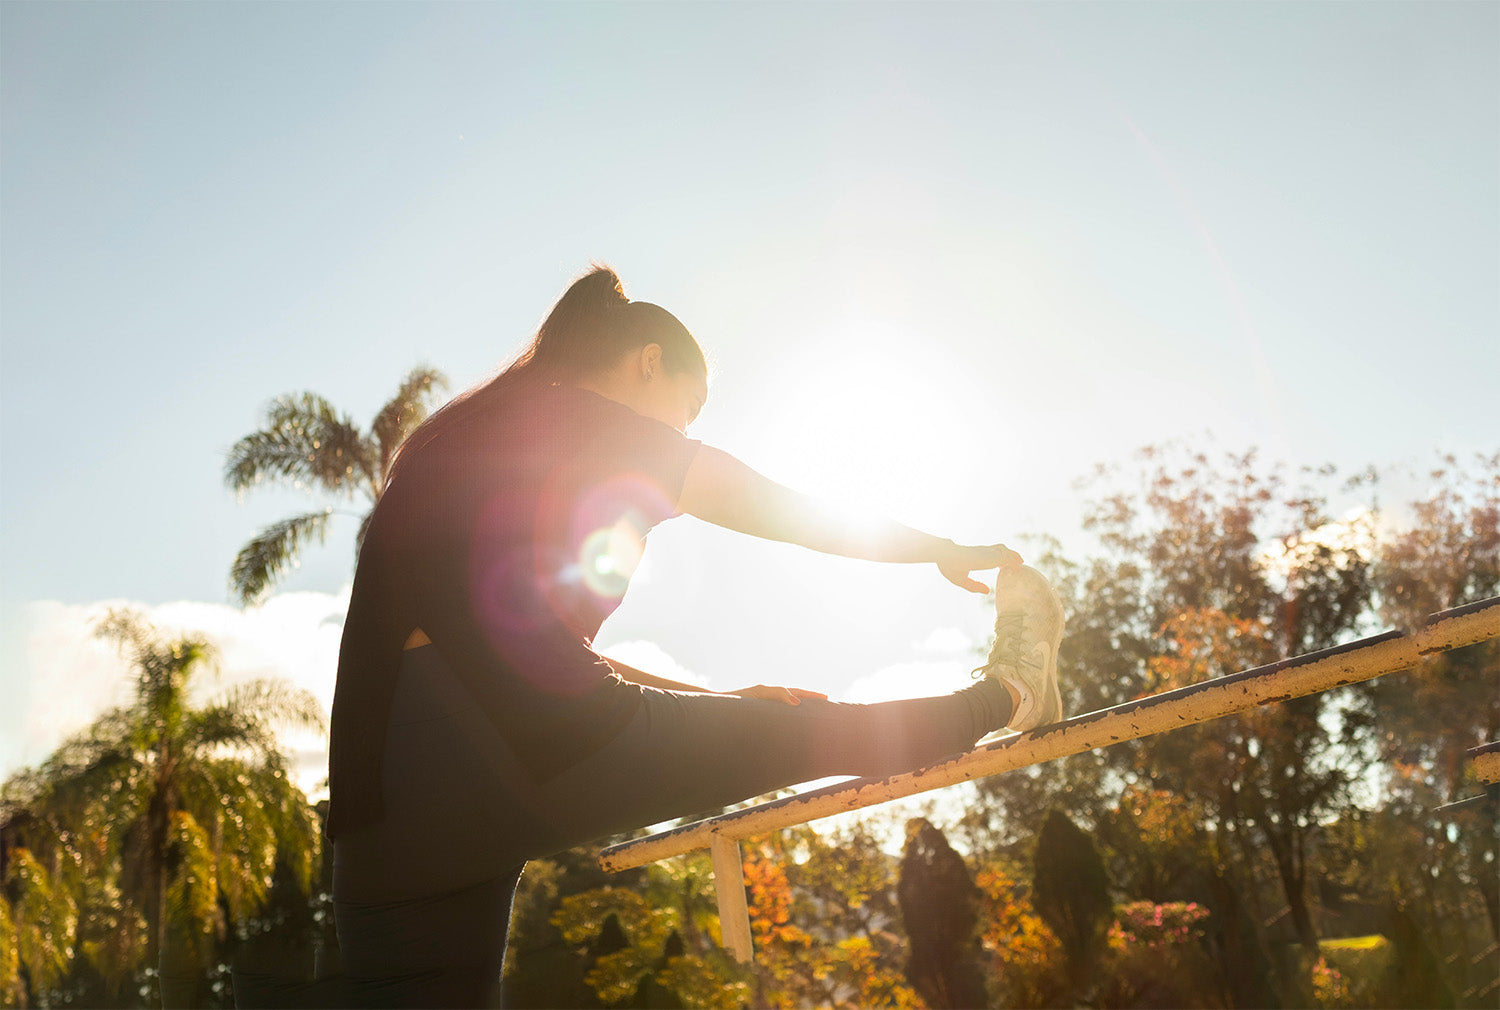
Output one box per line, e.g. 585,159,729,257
734,319,987,524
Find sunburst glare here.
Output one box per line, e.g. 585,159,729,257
741,318,988,522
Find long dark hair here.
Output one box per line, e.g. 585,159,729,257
388,265,705,483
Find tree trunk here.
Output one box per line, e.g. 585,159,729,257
1262,821,1317,951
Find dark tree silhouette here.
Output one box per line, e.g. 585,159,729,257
897,818,986,1009
1032,808,1111,999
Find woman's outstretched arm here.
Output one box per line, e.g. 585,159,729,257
677,445,1021,593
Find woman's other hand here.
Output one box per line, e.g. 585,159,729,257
936,541,1023,594
726,685,829,705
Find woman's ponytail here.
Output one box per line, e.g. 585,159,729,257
523,266,631,382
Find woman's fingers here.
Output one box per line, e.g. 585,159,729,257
789,687,829,702
942,567,992,594
936,541,1024,593
979,543,1023,569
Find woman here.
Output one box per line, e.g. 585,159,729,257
326,267,1061,1007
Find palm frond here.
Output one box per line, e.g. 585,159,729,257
201,763,276,914
0,895,19,1003
1,766,44,812
231,758,318,896
182,680,325,761
178,758,312,919
35,746,145,836
180,707,279,758
209,679,328,736
3,846,78,994
370,365,450,489
94,610,216,691
76,888,147,992
225,393,376,499
163,810,219,960
58,704,138,755
93,610,217,741
92,608,149,658
229,510,334,606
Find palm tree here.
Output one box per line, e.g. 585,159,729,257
225,365,448,605
3,610,325,1006
0,835,76,1007
3,727,154,1008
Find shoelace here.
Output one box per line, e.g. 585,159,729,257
971,612,1040,680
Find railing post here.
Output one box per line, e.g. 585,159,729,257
709,834,754,964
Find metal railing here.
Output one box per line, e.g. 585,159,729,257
600,597,1500,963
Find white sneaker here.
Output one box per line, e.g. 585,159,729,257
975,565,1065,731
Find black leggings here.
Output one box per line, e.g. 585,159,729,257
330,646,1010,1007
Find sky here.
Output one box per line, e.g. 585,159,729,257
2,2,1496,793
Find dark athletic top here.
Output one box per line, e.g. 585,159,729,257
326,384,702,838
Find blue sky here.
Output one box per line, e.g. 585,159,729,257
2,2,1496,782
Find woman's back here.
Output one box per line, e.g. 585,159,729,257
327,382,699,837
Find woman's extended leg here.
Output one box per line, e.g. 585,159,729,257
531,678,1012,848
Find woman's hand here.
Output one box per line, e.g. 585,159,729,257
936,541,1024,594
726,684,829,705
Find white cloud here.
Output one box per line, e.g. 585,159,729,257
841,658,976,704
6,600,138,771
4,588,351,799
913,625,974,655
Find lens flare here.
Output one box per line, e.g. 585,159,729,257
577,510,649,600
468,469,679,683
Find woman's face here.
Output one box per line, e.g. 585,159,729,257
639,367,708,433
589,341,708,433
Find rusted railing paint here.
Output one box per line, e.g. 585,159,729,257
599,597,1499,962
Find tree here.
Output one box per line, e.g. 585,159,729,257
0,845,75,1007
2,758,146,1007
739,819,923,1010
1340,454,1499,987
1359,453,1499,802
897,817,986,1009
1069,447,1373,956
973,853,1066,1009
503,843,748,1010
224,365,447,605
1102,900,1219,1008
2,610,325,1007
1032,809,1112,1000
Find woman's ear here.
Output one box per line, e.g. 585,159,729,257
639,343,664,380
